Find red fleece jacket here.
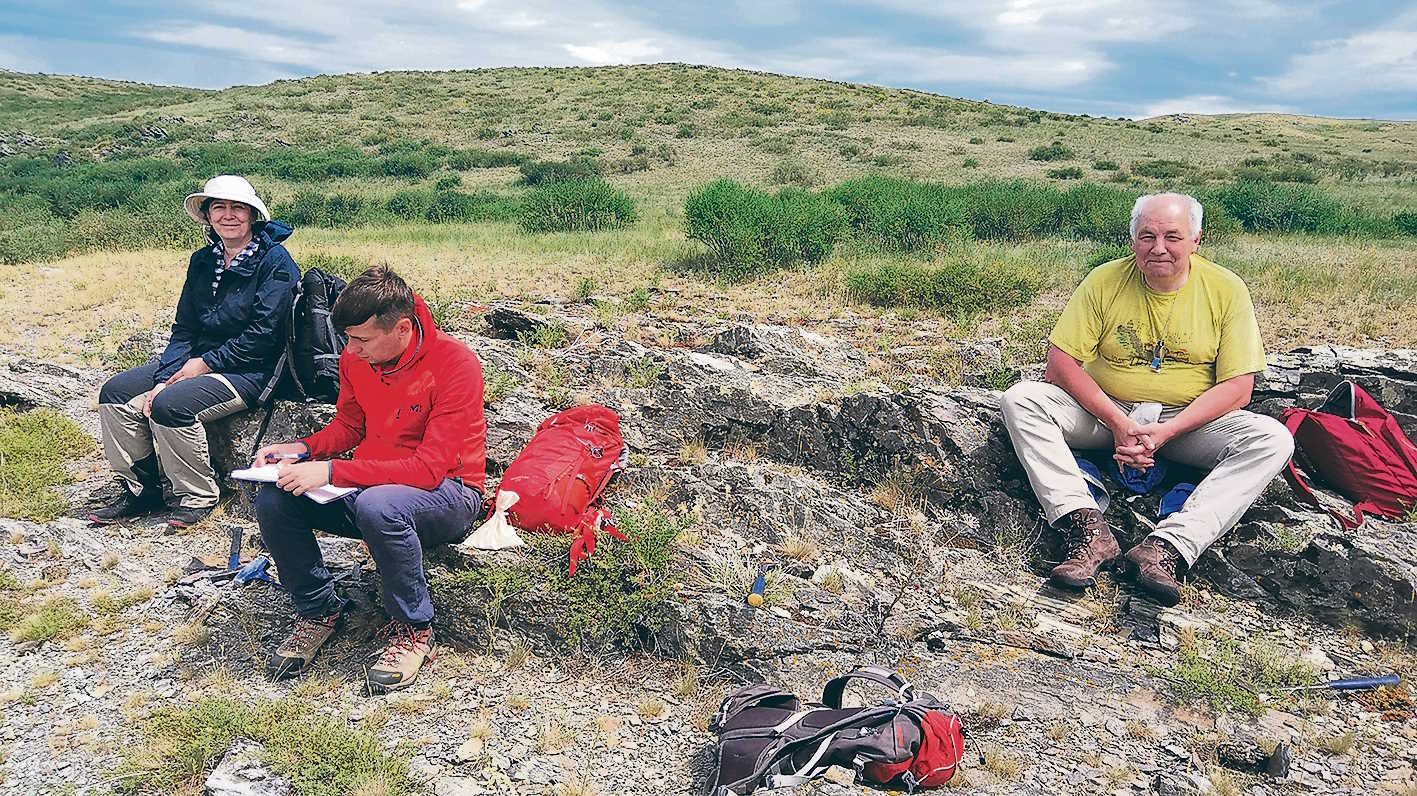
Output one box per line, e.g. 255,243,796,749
300,295,487,492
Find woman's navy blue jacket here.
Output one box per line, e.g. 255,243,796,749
152,220,299,406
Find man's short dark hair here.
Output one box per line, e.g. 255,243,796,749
332,266,416,331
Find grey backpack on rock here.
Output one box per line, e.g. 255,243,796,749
704,666,966,795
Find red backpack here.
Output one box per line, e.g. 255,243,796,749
499,405,628,574
1281,381,1417,529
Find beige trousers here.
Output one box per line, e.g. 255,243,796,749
1000,380,1294,566
98,373,247,509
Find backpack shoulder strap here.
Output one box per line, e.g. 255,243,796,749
822,666,915,709
1282,409,1363,531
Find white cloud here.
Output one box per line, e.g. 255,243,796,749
1137,94,1298,118
564,38,664,65
756,35,1111,89
1264,10,1417,98
0,35,52,74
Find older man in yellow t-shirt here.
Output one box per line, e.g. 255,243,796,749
1001,192,1293,605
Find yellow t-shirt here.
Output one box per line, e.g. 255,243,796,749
1049,254,1265,406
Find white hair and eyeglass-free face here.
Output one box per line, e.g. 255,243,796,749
1130,192,1203,293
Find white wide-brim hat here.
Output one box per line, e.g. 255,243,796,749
184,175,271,226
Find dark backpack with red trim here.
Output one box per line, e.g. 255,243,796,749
705,666,965,795
1281,380,1417,529
499,405,628,574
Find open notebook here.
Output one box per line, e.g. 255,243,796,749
230,465,357,504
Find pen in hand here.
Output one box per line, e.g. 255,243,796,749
264,452,309,463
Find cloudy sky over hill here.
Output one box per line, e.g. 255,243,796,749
2,0,1415,119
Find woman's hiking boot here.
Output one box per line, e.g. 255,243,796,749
87,488,163,525
366,621,435,692
166,505,213,529
1049,508,1120,588
268,611,342,679
1126,536,1183,606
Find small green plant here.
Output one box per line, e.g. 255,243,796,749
1047,166,1084,180
482,363,516,405
526,320,570,349
9,597,87,643
769,159,815,187
0,409,95,521
573,276,597,301
1150,634,1316,715
1091,159,1119,171
112,697,415,795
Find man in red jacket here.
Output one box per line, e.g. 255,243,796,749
253,266,486,689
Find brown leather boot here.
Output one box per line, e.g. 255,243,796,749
1049,508,1120,588
1126,536,1183,606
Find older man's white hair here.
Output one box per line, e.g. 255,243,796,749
1130,193,1204,241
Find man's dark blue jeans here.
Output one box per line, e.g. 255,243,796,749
255,479,482,625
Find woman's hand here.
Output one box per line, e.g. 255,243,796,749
142,383,166,418
167,357,212,385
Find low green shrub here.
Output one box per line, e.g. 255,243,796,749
1092,160,1120,171
446,147,525,170
378,151,439,179
1028,141,1074,161
385,189,434,220
1131,159,1190,179
826,175,969,252
427,190,518,223
518,157,604,186
1205,181,1349,234
1047,166,1084,180
683,179,846,278
516,178,636,233
845,255,1043,316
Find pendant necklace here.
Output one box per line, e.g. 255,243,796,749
1144,274,1179,373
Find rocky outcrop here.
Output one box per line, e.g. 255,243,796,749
185,307,1417,642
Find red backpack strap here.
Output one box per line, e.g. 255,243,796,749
1282,409,1364,531
564,451,628,576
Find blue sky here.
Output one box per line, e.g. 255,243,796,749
2,1,1415,119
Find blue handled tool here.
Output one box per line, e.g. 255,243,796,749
234,555,280,588
1284,674,1400,692
747,566,767,608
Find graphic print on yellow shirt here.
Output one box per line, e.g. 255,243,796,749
1048,254,1266,406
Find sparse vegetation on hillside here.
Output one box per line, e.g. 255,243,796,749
2,64,1416,355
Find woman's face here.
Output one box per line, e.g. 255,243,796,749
206,199,253,245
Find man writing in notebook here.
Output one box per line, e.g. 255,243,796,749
252,266,486,689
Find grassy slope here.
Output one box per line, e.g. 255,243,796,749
2,64,1416,360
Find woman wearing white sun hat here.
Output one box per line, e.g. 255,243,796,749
92,175,300,529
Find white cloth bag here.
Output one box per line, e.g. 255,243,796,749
457,490,526,550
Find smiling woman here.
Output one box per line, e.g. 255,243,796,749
89,175,301,530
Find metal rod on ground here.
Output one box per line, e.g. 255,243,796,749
1283,674,1401,692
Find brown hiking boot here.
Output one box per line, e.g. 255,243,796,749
88,488,163,525
268,611,342,679
1126,536,1183,606
366,621,435,692
1049,508,1120,588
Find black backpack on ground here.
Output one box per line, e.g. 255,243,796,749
704,666,966,795
248,268,346,458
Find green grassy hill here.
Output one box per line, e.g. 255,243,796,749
1,64,1415,364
